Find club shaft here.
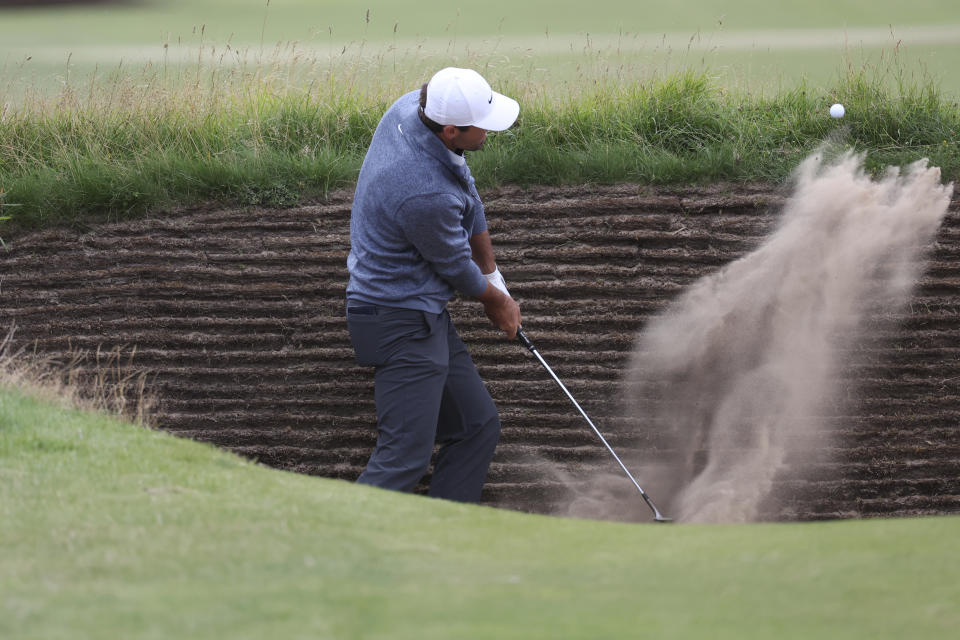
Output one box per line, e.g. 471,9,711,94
527,348,651,498
518,329,668,521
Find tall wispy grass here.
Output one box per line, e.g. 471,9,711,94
0,44,957,234
0,325,155,425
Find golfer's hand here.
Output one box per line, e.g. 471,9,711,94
477,283,521,339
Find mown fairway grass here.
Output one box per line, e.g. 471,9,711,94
2,0,958,45
2,0,959,93
2,385,959,639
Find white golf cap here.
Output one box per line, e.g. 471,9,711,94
423,67,520,131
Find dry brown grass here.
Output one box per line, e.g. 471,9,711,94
0,324,156,426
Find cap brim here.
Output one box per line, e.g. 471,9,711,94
473,92,519,131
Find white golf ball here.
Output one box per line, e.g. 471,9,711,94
829,103,845,119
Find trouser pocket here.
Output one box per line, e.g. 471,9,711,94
347,306,435,367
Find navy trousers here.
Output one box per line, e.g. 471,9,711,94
346,305,501,502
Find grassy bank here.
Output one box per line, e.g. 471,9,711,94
1,64,958,235
2,380,958,639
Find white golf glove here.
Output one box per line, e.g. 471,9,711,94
484,266,510,297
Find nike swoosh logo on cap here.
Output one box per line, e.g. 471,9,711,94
488,94,493,104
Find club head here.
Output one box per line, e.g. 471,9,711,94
651,508,673,523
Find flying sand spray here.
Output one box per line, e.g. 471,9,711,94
518,328,672,522
521,141,951,523
620,148,952,523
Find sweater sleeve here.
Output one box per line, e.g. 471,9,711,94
464,174,488,236
471,200,488,236
396,193,488,297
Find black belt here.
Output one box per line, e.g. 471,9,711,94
347,305,378,315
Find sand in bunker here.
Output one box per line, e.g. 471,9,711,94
607,151,952,523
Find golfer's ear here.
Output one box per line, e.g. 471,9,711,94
439,124,460,142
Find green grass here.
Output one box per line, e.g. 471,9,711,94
3,0,960,95
2,383,959,639
4,0,959,100
1,65,957,236
0,1,958,239
1,0,957,54
2,0,958,44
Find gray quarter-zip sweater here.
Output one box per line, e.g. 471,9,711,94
346,90,488,314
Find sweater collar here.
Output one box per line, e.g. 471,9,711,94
400,107,474,186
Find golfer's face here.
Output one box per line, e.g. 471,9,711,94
451,126,488,151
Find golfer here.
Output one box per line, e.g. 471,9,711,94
346,67,522,502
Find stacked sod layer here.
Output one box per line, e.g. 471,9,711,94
1,184,958,520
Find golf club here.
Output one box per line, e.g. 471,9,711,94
517,327,672,523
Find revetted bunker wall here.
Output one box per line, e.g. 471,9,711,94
2,184,958,520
